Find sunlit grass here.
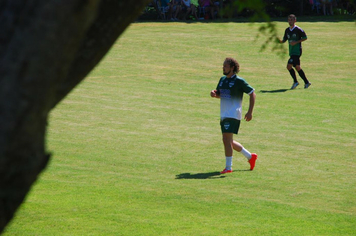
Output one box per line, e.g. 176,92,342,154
4,19,356,235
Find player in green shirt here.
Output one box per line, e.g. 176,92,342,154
210,58,258,173
279,14,311,89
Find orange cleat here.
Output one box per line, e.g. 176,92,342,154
220,168,233,174
249,153,258,171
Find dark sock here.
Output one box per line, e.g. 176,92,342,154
289,69,298,83
297,69,309,84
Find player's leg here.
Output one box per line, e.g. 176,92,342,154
221,132,233,173
232,140,242,152
233,140,250,158
295,61,311,88
232,140,258,171
287,58,299,89
222,133,233,157
220,118,238,173
220,118,257,171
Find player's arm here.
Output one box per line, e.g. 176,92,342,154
279,31,288,43
210,89,220,98
244,91,256,122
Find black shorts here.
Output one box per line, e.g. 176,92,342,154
288,55,301,67
220,118,241,134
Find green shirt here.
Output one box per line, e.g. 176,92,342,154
283,25,307,56
216,74,254,120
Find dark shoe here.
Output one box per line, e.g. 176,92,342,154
291,82,299,89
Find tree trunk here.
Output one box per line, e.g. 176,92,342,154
0,0,150,232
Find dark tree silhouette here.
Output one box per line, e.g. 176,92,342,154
0,0,151,232
0,0,286,233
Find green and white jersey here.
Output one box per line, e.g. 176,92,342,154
216,74,254,120
283,25,307,56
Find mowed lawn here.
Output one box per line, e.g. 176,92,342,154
3,19,355,235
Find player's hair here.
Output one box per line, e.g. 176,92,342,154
224,57,240,74
288,14,296,20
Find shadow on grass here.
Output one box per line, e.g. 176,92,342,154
176,172,225,179
176,169,251,179
260,89,289,93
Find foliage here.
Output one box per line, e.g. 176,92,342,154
256,21,286,57
226,0,286,56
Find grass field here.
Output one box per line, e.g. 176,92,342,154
3,18,356,235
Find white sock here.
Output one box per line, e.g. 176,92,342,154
225,156,233,170
240,148,252,160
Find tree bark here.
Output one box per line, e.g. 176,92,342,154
0,0,150,232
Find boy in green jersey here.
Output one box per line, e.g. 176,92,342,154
210,58,258,173
279,14,311,89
